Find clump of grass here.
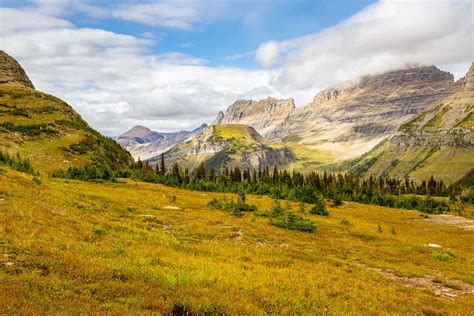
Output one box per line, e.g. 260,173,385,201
340,219,352,226
32,176,42,185
432,250,456,261
92,226,106,236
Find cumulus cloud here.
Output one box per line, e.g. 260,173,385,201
256,0,473,95
255,41,281,69
0,7,278,135
1,0,471,136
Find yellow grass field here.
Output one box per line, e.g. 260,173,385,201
1,167,473,314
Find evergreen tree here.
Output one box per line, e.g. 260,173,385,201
160,153,166,176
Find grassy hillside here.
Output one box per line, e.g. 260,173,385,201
0,51,132,174
1,166,473,314
0,84,132,174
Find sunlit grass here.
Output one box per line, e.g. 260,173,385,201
1,168,473,314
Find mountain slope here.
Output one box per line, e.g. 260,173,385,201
0,50,132,173
117,124,207,160
214,66,456,169
352,63,474,183
147,124,292,171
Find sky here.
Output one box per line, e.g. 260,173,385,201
0,0,472,136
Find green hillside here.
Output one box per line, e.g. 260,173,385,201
0,51,132,174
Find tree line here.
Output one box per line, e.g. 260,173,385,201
51,154,473,214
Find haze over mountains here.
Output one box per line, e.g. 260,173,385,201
117,124,207,160
118,64,472,184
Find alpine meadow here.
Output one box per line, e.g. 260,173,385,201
1,0,473,315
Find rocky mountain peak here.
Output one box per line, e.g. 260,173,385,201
0,50,34,88
460,62,474,91
120,125,155,138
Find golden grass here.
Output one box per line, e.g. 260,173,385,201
1,168,473,314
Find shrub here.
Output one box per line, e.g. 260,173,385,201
270,213,316,232
310,197,329,216
207,196,257,217
432,250,456,261
332,196,343,206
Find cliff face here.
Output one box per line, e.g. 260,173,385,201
216,97,296,137
0,51,34,88
147,124,293,171
214,66,456,166
352,64,473,183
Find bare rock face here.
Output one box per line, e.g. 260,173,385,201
215,66,456,162
353,64,473,183
151,124,293,171
215,97,296,137
0,51,34,88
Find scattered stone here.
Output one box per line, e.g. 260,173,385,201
138,214,156,218
426,215,474,231
233,229,244,241
427,243,442,248
0,198,5,201
361,264,474,299
162,206,180,210
3,261,14,266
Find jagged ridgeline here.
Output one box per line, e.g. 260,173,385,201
0,50,132,174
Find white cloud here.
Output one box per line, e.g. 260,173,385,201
255,41,280,68
256,0,473,97
0,7,278,135
111,2,200,29
1,0,472,137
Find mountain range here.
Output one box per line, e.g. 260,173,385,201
119,64,472,184
116,124,207,160
1,49,471,184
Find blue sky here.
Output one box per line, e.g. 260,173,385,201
0,0,471,135
4,0,375,68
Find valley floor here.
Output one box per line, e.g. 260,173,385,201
1,168,473,314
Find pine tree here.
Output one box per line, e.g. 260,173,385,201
195,162,206,180
160,153,166,176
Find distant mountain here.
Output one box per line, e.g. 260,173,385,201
352,63,474,183
147,124,292,171
0,50,132,173
117,124,207,160
214,66,456,170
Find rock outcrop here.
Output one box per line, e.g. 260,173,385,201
352,63,473,183
214,66,457,166
0,51,34,88
147,124,293,171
